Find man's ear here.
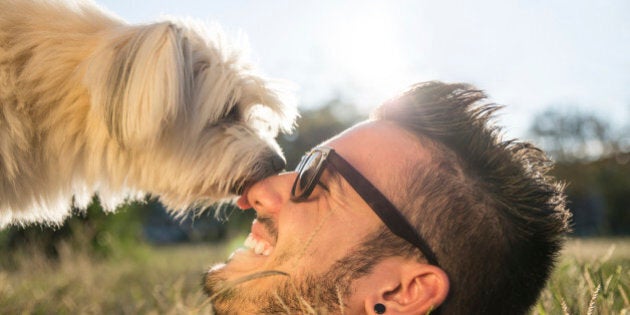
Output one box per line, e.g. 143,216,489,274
352,257,449,315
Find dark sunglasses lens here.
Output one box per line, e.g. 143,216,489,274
294,151,323,197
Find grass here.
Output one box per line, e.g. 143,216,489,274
533,238,630,315
0,241,232,314
1,237,628,314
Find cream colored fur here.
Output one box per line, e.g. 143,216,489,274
0,0,297,227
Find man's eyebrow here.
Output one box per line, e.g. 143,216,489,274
317,181,330,192
322,167,346,195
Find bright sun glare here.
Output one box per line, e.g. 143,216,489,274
320,3,412,106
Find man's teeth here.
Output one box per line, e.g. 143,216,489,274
244,234,273,256
244,235,255,248
255,242,265,255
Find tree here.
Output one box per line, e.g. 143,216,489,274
530,106,630,236
279,97,364,169
530,107,618,162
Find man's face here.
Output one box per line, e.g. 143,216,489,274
204,120,427,313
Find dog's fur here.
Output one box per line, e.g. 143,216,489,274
0,0,297,227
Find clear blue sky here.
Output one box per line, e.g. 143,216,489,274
97,0,630,140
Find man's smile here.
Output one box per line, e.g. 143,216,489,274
244,230,273,256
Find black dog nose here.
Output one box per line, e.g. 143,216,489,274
231,153,287,195
270,154,286,172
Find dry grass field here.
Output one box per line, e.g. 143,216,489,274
533,238,630,315
1,237,628,314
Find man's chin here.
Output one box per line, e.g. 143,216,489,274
202,251,281,297
203,264,248,314
202,250,276,313
203,263,348,314
223,247,271,273
204,264,281,314
202,264,227,299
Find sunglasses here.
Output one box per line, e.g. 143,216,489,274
290,146,440,266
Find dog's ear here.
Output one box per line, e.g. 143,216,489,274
83,22,193,147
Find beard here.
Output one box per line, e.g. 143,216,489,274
203,264,351,314
203,227,392,313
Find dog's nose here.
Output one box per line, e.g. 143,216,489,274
270,154,286,172
232,153,286,195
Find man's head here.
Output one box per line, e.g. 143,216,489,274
203,81,571,314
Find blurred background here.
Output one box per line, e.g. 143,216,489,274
1,1,628,313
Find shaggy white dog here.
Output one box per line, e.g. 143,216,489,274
0,0,297,227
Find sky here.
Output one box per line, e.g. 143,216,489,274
97,0,629,140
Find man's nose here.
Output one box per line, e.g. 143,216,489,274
235,173,295,215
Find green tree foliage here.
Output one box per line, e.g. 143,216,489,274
0,197,146,267
530,108,619,162
530,107,630,235
553,155,630,235
279,97,365,169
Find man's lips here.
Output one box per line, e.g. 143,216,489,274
251,218,276,245
234,187,277,257
243,233,273,256
236,216,277,257
240,219,275,257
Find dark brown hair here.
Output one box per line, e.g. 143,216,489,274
369,81,571,314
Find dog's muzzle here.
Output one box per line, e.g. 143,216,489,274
232,153,286,195
269,153,286,173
